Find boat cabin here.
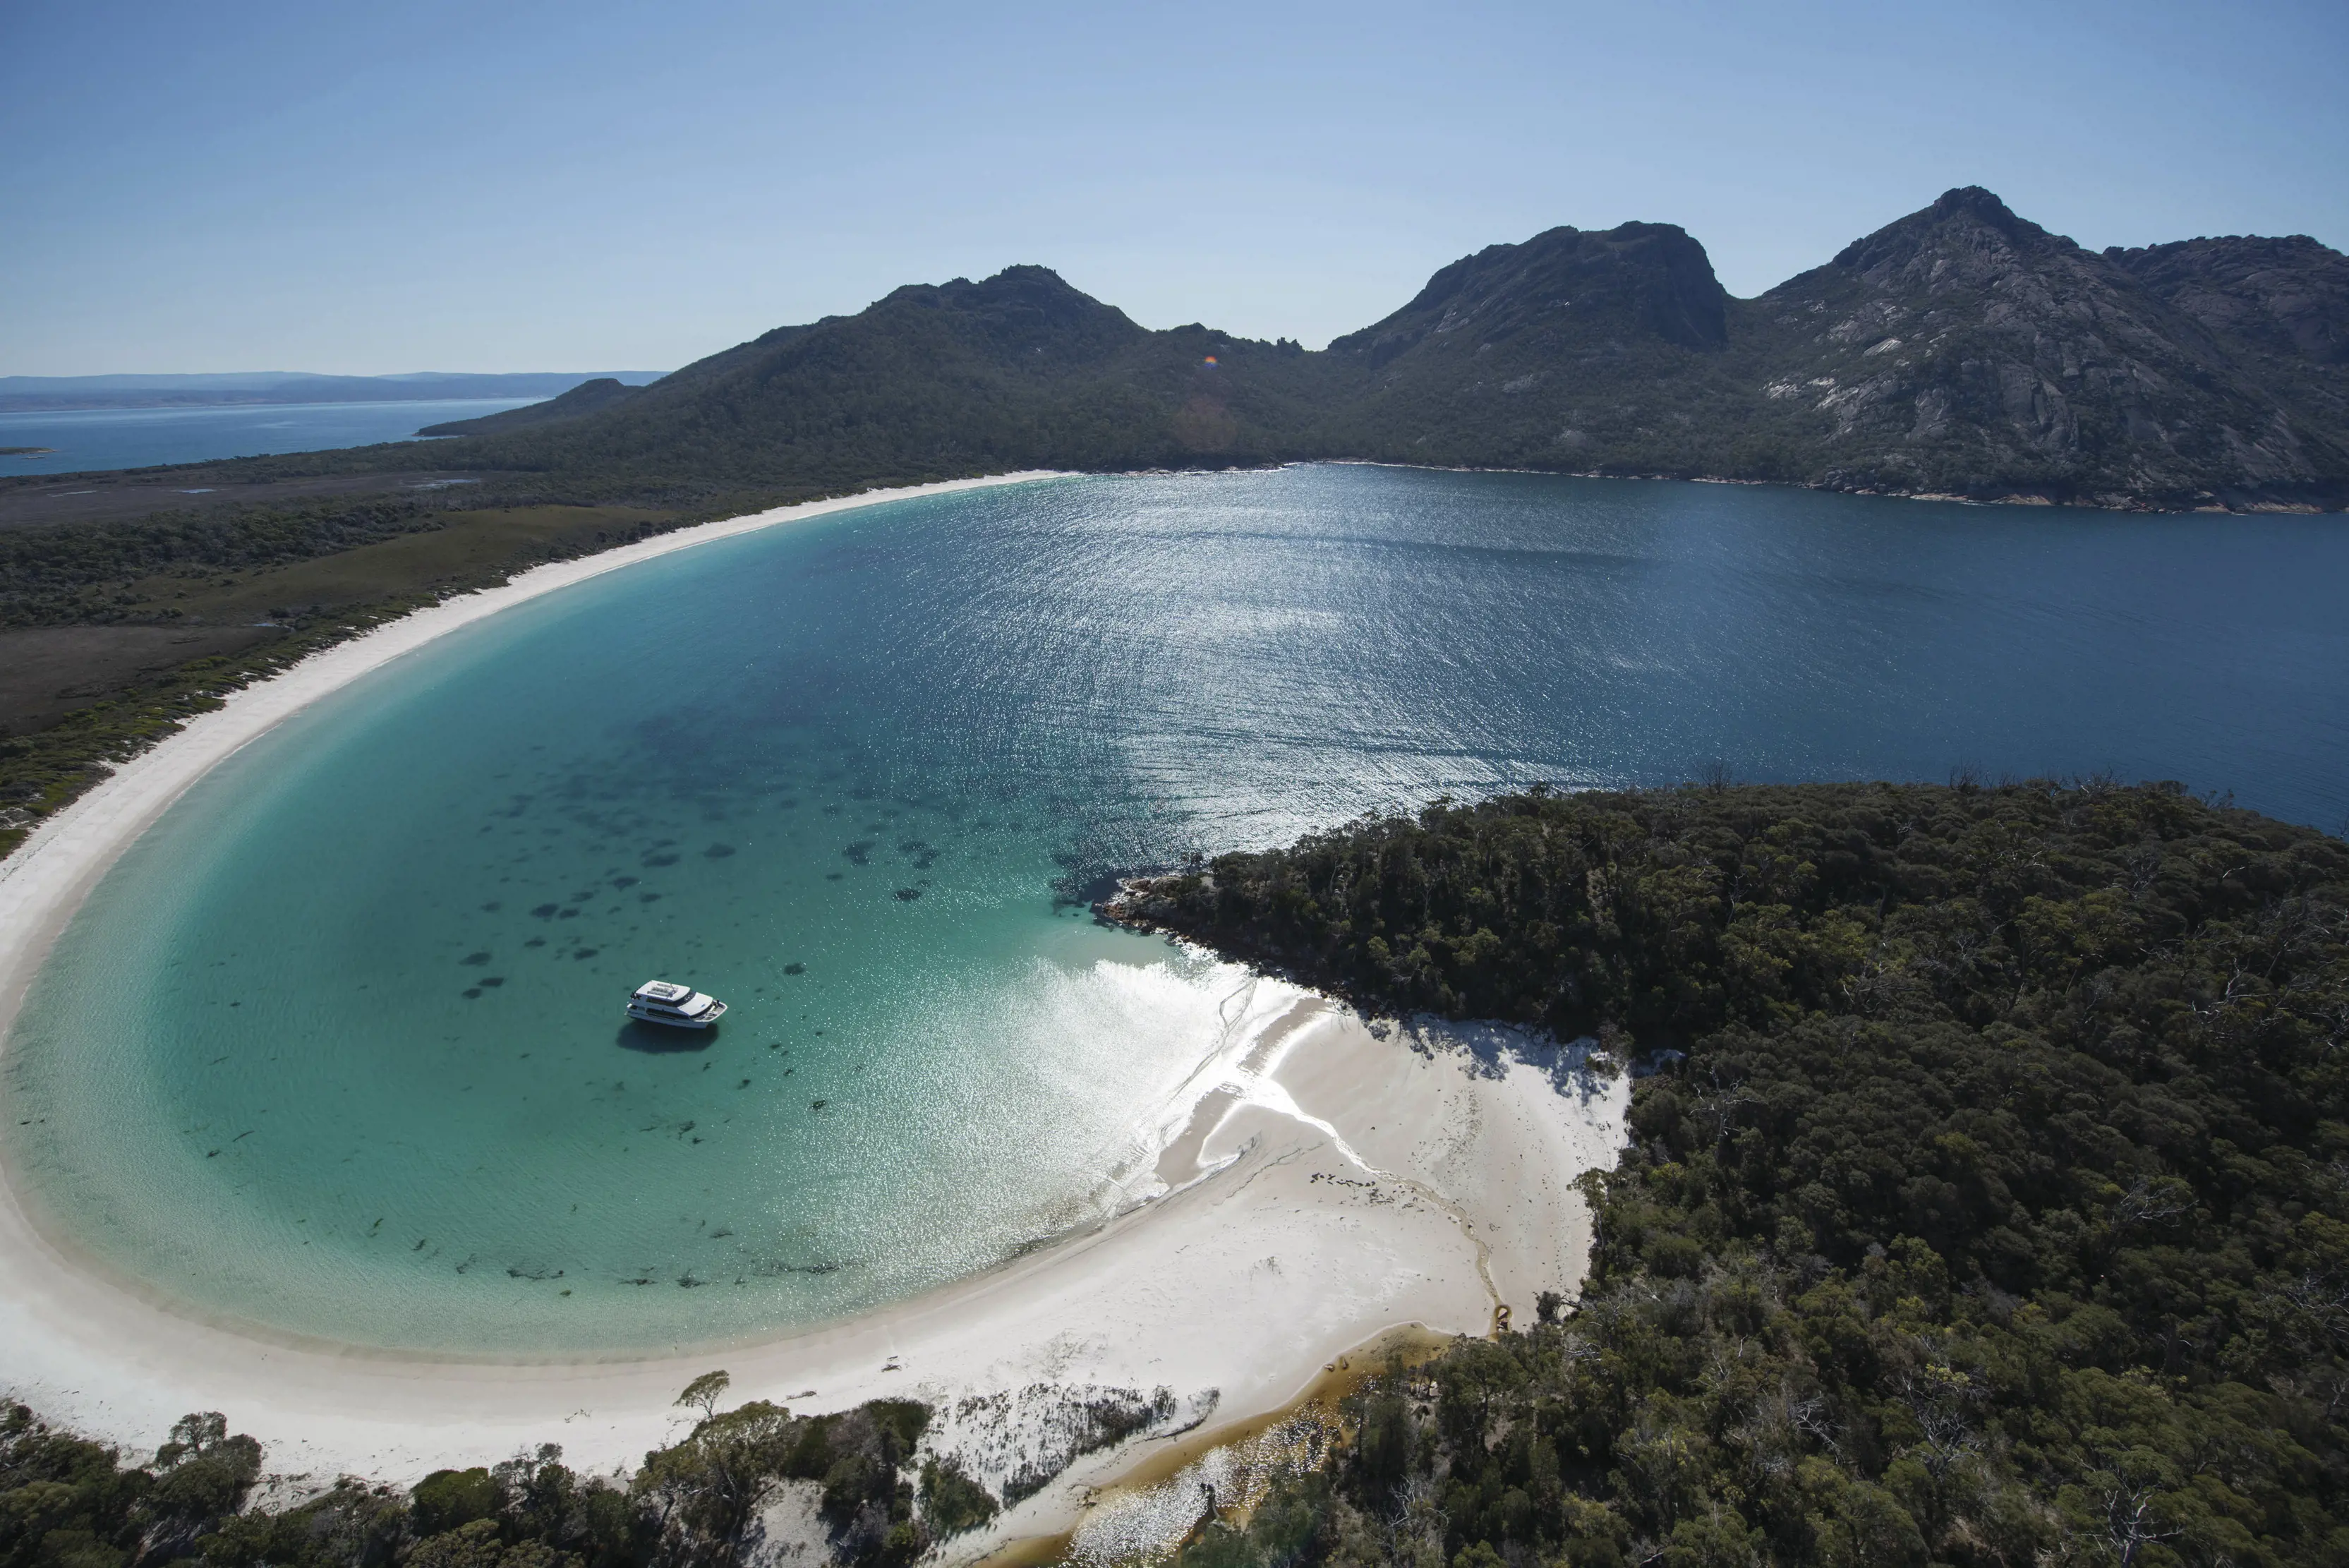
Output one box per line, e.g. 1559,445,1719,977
627,979,727,1028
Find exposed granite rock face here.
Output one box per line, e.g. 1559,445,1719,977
1307,188,2349,508
1727,188,2347,505
2106,233,2349,467
2108,234,2349,368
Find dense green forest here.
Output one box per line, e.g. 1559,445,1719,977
433,271,1334,492
4,185,2347,1560
21,186,2340,521
1111,780,2348,1568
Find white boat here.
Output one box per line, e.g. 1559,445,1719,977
626,979,727,1029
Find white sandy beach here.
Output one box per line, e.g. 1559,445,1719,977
0,470,1629,1552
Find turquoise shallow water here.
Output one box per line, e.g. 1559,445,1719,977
8,466,2348,1353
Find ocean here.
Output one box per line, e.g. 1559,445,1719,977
7,465,2346,1351
0,398,541,477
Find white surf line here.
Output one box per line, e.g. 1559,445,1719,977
1190,1006,1380,1177
1186,1006,1507,1312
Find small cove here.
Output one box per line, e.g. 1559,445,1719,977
6,465,2346,1353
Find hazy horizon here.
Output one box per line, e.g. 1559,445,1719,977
0,370,670,387
6,0,2343,378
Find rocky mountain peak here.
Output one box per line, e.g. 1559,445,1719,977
865,265,1145,364
1732,188,2349,506
1828,186,2068,282
1928,184,2027,229
1329,220,1728,370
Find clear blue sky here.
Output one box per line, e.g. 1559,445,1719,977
4,0,2342,375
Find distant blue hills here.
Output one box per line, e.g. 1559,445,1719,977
0,370,668,412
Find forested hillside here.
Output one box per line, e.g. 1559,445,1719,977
1113,780,2349,1568
417,378,645,438
438,267,1336,492
1308,222,1765,477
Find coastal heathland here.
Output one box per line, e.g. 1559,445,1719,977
0,1394,970,1568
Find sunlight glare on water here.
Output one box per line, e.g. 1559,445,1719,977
7,466,2346,1352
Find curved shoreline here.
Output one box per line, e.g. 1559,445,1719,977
0,471,1069,999
0,469,1629,1536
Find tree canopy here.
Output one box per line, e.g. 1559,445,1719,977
1118,780,2349,1568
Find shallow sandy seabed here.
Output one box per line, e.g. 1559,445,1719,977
0,471,1629,1552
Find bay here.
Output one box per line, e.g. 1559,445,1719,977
7,465,2345,1353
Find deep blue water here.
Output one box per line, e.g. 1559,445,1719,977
8,466,2346,1352
0,398,538,476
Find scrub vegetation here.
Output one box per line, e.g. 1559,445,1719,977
0,504,672,858
0,1393,970,1568
406,191,2349,514
4,181,2348,1567
0,502,676,631
1108,779,2349,1568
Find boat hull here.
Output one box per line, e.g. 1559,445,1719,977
625,1000,725,1029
